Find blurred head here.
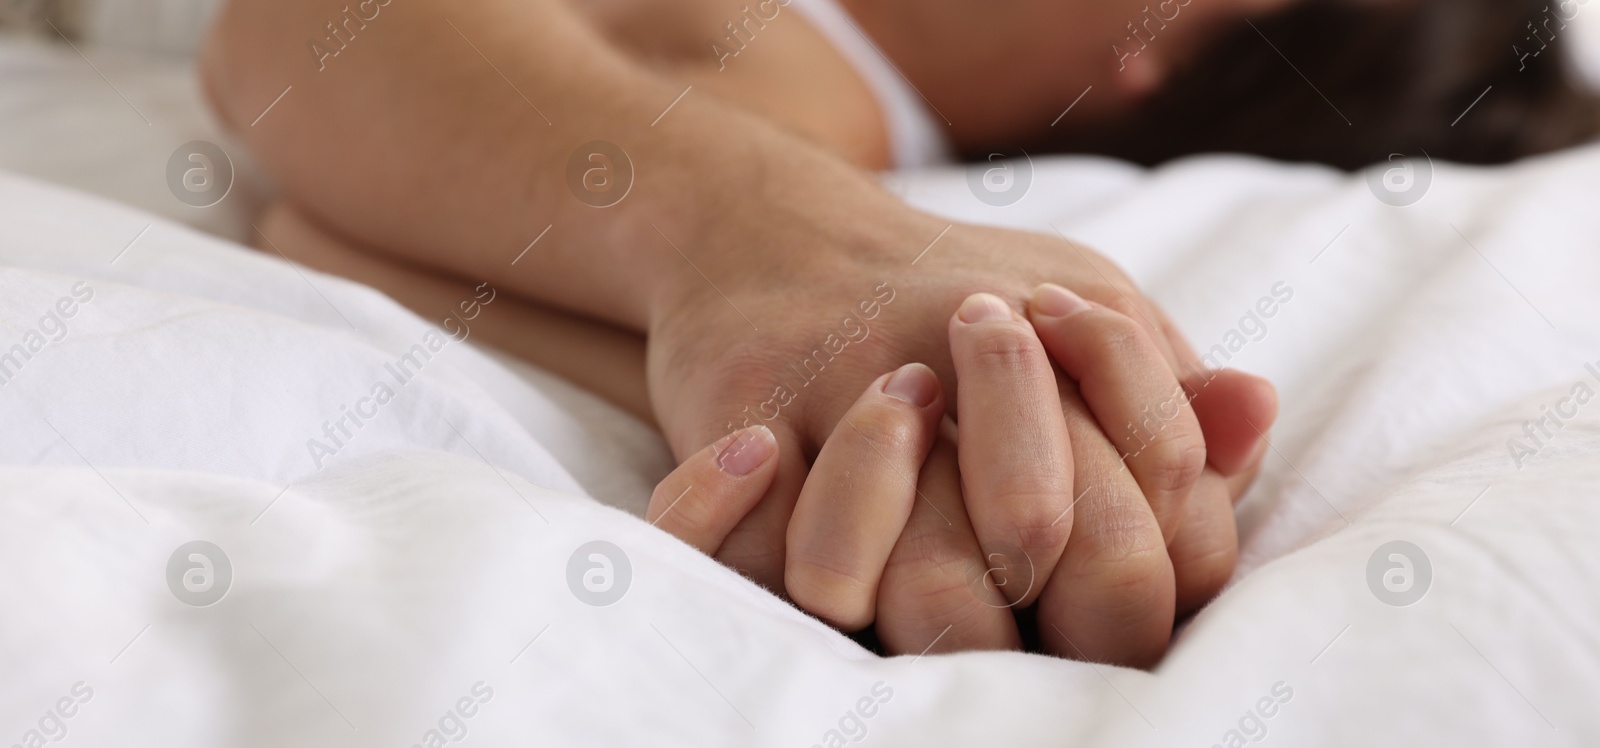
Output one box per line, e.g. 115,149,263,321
850,0,1297,134
853,0,1599,168
1057,0,1600,168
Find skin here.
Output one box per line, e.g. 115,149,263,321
205,0,1280,662
651,290,1276,658
260,203,1276,662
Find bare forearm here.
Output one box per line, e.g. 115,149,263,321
254,203,655,421
202,0,905,331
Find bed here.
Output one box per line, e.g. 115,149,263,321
3,6,1600,746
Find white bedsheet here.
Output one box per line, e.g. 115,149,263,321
5,132,1600,745
6,16,1600,745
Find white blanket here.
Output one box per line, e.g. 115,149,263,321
5,138,1600,745
6,21,1600,746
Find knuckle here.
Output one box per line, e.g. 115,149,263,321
901,585,992,634
884,529,987,601
1042,578,1172,668
896,567,975,612
1175,540,1237,605
879,573,995,651
1170,505,1240,609
648,480,679,512
888,528,973,579
1065,571,1170,632
982,475,1075,550
967,326,1048,375
879,525,1028,645
1073,495,1168,571
884,556,990,622
1138,439,1208,499
1080,318,1147,367
843,404,923,458
786,556,874,629
1009,512,1074,558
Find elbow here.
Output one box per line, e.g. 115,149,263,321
197,3,248,133
198,0,298,134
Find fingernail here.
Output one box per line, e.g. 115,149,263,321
714,425,777,477
883,363,938,408
957,293,1013,324
1031,283,1091,318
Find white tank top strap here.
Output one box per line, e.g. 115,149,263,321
786,0,954,170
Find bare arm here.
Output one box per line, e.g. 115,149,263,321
202,0,905,331
204,0,1274,662
253,203,655,422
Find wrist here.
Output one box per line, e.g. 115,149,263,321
647,139,936,328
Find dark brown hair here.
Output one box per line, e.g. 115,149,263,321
1044,0,1600,169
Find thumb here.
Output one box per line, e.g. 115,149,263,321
672,413,812,591
647,425,780,557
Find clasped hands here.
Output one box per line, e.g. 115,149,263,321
641,220,1277,666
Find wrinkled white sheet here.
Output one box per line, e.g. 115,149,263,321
5,18,1600,746
5,138,1600,745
